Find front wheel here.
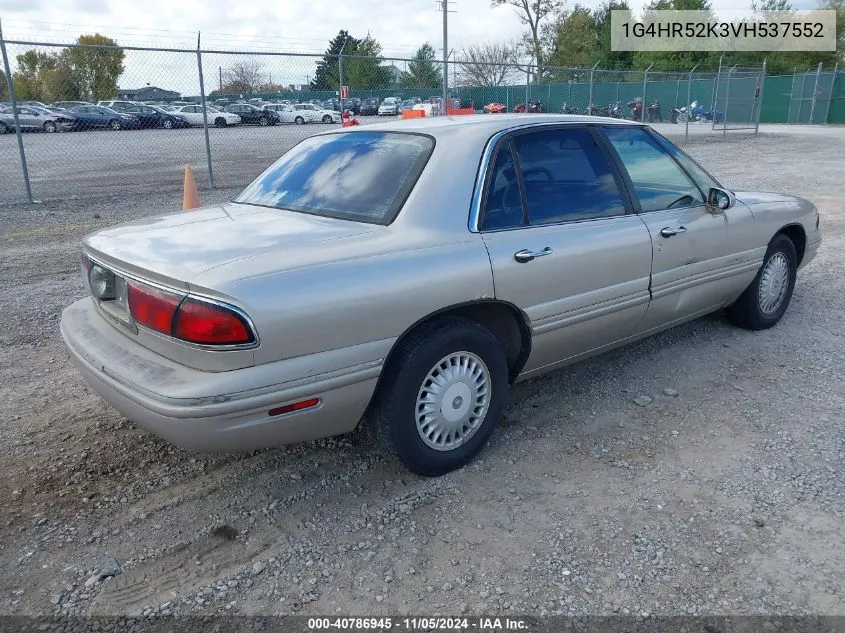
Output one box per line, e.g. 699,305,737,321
163,119,174,129
322,114,333,123
726,234,797,330
43,121,57,133
214,117,226,127
110,119,122,131
258,116,269,126
294,116,305,125
369,317,508,476
0,121,8,134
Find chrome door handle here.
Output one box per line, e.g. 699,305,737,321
660,226,688,238
514,247,552,263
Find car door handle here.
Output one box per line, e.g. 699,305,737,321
514,247,552,263
660,226,688,238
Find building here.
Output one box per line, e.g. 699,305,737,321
116,86,181,102
383,65,405,89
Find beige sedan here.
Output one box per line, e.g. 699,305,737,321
60,115,821,476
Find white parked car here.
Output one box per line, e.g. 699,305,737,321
378,97,400,116
172,105,241,127
262,103,298,124
292,103,341,124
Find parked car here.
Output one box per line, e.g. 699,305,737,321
66,105,139,131
484,102,507,114
224,103,279,126
0,105,66,133
344,98,361,115
172,105,241,127
262,104,298,124
321,99,339,112
378,97,400,115
59,116,821,476
96,101,186,129
399,99,416,113
291,103,341,124
50,100,92,111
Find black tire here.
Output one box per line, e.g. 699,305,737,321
214,117,226,127
369,317,509,476
43,121,57,133
294,116,305,125
322,114,333,123
0,121,7,134
726,234,797,331
110,119,122,131
258,116,269,126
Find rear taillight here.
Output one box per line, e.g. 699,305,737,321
126,282,255,346
128,283,181,334
173,298,253,345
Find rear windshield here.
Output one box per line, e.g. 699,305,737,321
235,131,434,224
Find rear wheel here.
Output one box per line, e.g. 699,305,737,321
110,119,122,131
214,117,226,127
294,116,305,125
163,119,174,129
369,317,508,476
258,116,269,126
322,114,333,123
727,234,797,330
43,121,57,133
0,121,7,134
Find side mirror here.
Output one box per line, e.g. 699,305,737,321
708,187,734,210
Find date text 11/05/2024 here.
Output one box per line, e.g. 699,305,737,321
307,617,529,630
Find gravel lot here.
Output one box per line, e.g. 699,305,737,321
1,125,843,619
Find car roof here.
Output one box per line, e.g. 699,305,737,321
332,113,644,138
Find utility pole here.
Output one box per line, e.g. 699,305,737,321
339,38,348,103
441,0,448,111
218,66,222,92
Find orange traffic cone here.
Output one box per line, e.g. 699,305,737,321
182,164,201,211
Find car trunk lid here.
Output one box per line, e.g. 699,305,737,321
83,202,378,287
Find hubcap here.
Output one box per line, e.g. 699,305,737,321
758,252,790,315
415,351,490,452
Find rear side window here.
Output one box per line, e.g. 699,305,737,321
236,132,434,224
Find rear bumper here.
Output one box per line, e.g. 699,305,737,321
60,298,380,451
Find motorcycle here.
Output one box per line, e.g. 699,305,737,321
513,100,546,113
628,97,643,121
647,99,662,122
608,101,624,119
561,102,579,114
671,100,724,124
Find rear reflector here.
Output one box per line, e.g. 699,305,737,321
268,398,320,417
128,283,181,335
173,298,253,345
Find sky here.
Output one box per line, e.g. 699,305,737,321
0,0,818,96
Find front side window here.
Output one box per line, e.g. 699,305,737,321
513,127,626,225
236,132,433,225
603,127,704,212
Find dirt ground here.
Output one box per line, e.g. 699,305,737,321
0,126,843,619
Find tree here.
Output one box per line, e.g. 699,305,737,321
404,43,442,88
490,0,562,71
344,34,392,89
546,5,599,69
591,0,635,69
0,69,7,100
60,34,125,101
12,50,58,101
312,30,358,90
632,0,718,70
458,41,520,86
223,60,264,93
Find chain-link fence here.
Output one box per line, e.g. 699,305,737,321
0,33,842,206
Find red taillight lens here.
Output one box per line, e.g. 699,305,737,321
127,283,182,335
172,297,253,345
